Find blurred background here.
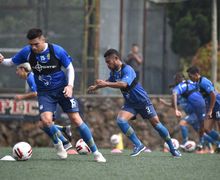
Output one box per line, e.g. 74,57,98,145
0,0,219,94
0,0,219,148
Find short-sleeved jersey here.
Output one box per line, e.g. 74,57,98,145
26,72,37,92
108,64,151,108
198,76,220,108
173,80,206,121
172,80,204,106
12,43,72,92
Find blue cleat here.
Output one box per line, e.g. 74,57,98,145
170,149,182,158
130,144,146,157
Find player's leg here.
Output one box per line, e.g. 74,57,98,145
179,119,189,145
60,96,106,162
38,93,67,159
204,117,220,152
150,115,181,157
53,108,73,141
40,112,67,159
118,106,146,156
55,124,72,141
68,112,106,162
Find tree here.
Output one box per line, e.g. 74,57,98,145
167,0,213,58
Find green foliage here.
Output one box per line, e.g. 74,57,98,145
167,0,213,58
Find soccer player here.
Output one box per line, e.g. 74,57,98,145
171,73,207,148
187,66,220,152
15,62,73,150
0,28,106,162
161,73,214,151
88,49,181,157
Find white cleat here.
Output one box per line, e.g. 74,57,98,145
94,152,106,163
54,141,68,159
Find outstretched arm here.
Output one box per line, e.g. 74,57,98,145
159,98,172,107
172,92,182,118
87,80,127,93
14,92,37,100
0,53,14,66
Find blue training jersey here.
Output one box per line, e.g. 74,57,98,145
26,72,37,92
198,76,220,109
108,64,151,108
172,80,205,107
12,43,72,92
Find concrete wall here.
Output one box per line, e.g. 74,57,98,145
0,95,197,150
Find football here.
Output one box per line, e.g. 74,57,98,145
110,134,120,145
164,138,179,151
12,142,32,161
183,140,196,152
75,139,91,155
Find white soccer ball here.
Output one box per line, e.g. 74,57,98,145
12,142,32,161
184,140,196,152
164,138,179,151
75,139,91,155
110,134,120,145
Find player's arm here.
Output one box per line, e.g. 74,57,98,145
0,54,14,66
87,80,127,93
207,91,216,118
159,98,172,107
63,63,74,98
14,92,37,100
172,92,182,118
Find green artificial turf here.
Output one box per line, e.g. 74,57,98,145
0,148,219,180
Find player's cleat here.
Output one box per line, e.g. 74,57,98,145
170,149,182,158
130,144,146,157
63,142,73,151
54,141,67,159
179,144,185,151
63,125,72,142
196,143,203,151
94,152,106,163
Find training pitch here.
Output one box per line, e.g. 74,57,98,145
0,148,219,180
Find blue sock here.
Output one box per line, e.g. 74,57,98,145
77,122,97,153
42,125,61,144
42,125,67,144
180,125,188,144
155,123,174,151
117,118,142,147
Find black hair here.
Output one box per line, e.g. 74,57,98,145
104,49,121,60
26,28,43,40
186,66,200,74
174,72,185,80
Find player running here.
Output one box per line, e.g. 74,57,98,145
187,66,220,152
88,49,181,158
0,28,106,162
15,62,73,150
171,73,207,149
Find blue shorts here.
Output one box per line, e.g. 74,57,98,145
122,103,157,119
212,100,220,120
38,87,79,114
182,113,200,131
